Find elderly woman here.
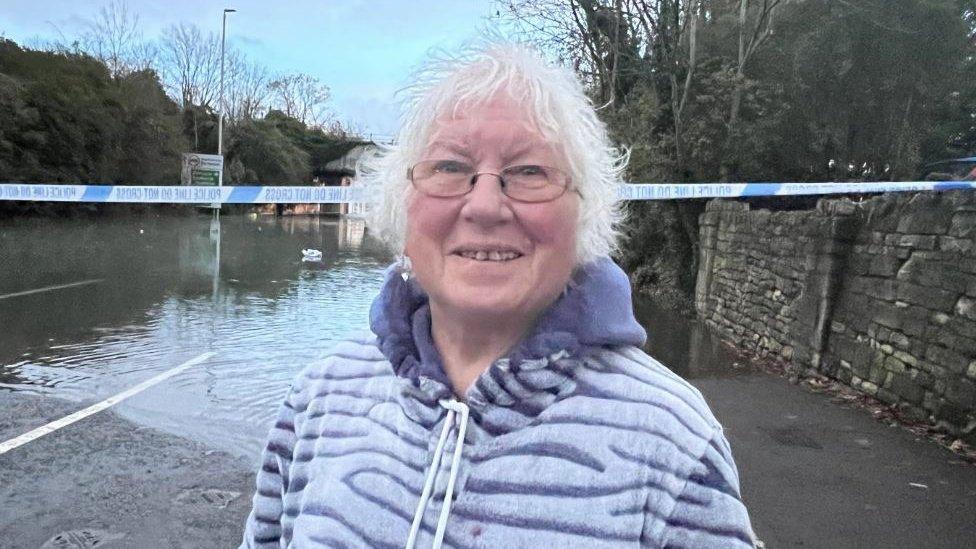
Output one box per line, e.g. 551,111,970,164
241,43,754,548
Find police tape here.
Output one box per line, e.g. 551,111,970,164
0,181,973,204
619,181,976,200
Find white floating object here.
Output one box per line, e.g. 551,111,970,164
301,248,323,262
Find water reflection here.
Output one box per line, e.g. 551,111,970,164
0,214,389,460
338,217,367,251
634,297,746,379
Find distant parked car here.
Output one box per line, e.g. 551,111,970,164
919,156,976,181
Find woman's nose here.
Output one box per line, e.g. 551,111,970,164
460,173,514,226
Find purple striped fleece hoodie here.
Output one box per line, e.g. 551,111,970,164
240,257,755,548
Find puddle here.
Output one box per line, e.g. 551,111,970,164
634,296,751,379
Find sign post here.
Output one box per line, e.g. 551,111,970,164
181,153,223,208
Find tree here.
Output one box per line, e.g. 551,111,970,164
158,22,220,109
496,0,596,80
224,51,270,121
499,1,707,176
77,0,154,77
157,22,222,152
499,0,643,107
226,114,310,184
922,0,976,159
495,0,976,305
110,69,186,184
0,39,185,187
732,0,971,180
261,110,363,177
720,0,787,180
267,73,333,127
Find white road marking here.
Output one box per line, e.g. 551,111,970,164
0,352,216,455
0,279,104,301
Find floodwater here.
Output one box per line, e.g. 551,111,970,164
634,297,745,379
0,214,739,463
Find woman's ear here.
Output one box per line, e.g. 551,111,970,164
396,254,413,281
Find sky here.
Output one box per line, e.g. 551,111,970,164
0,0,502,138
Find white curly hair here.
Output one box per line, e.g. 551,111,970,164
357,40,628,265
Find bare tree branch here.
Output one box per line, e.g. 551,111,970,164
77,0,155,77
158,23,221,108
224,51,269,121
722,0,788,180
268,73,333,127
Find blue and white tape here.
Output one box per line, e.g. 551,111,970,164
615,181,976,200
1,181,973,204
0,184,365,204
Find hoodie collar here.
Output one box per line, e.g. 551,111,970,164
369,256,646,394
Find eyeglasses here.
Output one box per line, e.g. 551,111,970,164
407,160,572,203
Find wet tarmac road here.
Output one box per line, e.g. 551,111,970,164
698,374,976,548
0,392,252,549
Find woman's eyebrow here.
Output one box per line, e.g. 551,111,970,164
426,140,471,157
426,139,551,162
505,142,542,161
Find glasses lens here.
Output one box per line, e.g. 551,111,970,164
502,165,567,202
411,160,473,197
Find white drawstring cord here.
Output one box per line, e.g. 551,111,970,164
405,409,455,549
404,399,471,549
432,400,470,549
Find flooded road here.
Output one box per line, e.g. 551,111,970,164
0,213,738,462
0,214,389,460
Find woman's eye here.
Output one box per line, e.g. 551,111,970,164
512,165,546,176
434,161,468,174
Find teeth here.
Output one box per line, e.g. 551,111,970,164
458,250,521,262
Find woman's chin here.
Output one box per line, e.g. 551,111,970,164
433,281,561,326
441,292,523,319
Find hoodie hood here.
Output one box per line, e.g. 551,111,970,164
369,256,646,390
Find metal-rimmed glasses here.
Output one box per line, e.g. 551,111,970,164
407,159,572,203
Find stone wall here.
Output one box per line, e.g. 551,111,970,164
695,190,976,439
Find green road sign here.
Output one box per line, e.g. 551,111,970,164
182,154,224,187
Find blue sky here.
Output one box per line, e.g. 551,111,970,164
1,0,500,137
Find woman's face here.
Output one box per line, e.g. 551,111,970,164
404,98,579,325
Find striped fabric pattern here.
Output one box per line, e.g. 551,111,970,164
240,337,754,548
241,258,753,547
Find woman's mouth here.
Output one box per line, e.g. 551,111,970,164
455,250,523,262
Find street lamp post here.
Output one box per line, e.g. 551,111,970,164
217,8,236,186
